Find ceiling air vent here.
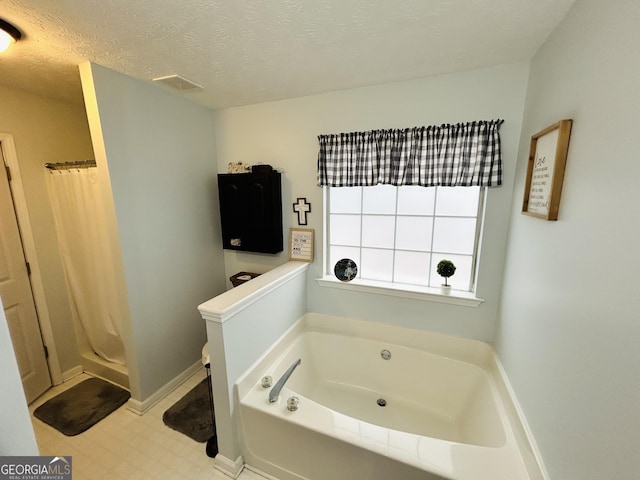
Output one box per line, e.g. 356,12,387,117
152,74,203,91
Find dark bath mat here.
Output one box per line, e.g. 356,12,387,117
163,378,216,445
33,377,130,436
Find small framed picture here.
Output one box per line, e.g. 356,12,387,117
522,119,573,221
289,228,314,262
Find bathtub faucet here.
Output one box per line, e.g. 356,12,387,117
269,358,302,403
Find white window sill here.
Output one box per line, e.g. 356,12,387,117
316,276,484,308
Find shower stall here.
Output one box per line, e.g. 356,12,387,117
45,160,129,389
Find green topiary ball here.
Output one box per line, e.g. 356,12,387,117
437,259,456,278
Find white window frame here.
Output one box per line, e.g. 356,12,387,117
318,186,486,307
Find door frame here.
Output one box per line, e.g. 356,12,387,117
1,133,63,385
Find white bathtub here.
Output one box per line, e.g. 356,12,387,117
235,314,543,480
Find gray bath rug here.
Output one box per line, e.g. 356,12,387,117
162,378,216,446
33,377,130,436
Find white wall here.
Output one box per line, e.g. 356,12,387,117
496,0,640,479
0,297,39,455
0,85,95,378
81,63,228,401
213,63,530,340
200,262,308,467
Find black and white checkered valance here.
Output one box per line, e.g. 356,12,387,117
317,120,504,187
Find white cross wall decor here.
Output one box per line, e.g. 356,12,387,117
293,197,311,225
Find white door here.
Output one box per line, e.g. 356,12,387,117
0,142,51,403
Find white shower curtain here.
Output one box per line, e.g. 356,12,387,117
46,167,126,366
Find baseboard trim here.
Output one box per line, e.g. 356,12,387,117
61,365,84,383
213,455,244,479
127,361,202,416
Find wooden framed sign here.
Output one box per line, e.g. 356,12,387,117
289,228,314,262
522,119,573,221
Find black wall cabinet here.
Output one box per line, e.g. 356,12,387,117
217,170,283,254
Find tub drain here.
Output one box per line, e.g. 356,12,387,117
377,398,387,407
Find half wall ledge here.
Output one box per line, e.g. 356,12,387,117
197,261,309,476
198,261,309,323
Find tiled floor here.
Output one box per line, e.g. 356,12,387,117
29,370,268,480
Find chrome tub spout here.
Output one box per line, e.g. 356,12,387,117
269,358,302,403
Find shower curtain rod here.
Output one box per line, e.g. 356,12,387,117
45,160,97,170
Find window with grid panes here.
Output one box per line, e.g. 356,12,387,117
326,184,484,292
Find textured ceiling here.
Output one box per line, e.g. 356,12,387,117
0,0,576,109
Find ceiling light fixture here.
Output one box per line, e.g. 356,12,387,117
0,18,22,53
